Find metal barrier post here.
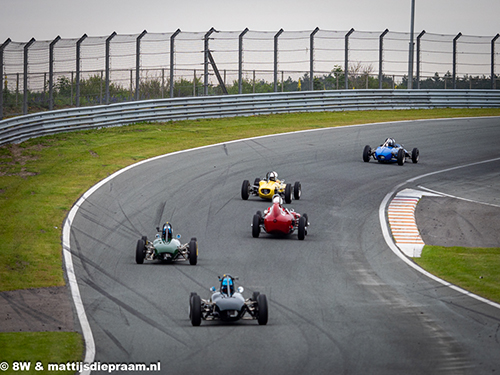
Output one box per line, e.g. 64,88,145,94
416,30,426,89
49,36,61,110
204,28,216,96
238,28,249,94
274,29,283,92
0,38,11,120
309,27,320,91
135,30,147,101
105,32,117,104
170,29,181,98
492,34,500,89
453,32,462,89
76,34,87,107
378,29,389,89
345,28,354,89
23,38,36,115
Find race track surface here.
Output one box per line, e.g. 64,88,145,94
69,117,500,374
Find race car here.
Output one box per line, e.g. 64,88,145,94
241,171,301,204
135,222,198,265
189,274,268,326
363,138,419,165
252,194,309,240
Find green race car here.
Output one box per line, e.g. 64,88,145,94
135,222,198,265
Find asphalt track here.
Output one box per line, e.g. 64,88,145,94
68,116,500,374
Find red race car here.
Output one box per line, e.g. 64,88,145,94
252,195,309,240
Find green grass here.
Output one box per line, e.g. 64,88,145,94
0,332,83,374
414,245,500,304
0,108,499,365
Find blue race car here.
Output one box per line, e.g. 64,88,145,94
363,138,419,165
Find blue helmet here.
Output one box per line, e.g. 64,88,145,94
220,275,235,296
162,222,173,242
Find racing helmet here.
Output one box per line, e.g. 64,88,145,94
386,138,396,147
268,171,278,181
272,194,283,205
220,275,235,296
162,222,173,242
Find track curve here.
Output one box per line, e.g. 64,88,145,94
68,117,500,374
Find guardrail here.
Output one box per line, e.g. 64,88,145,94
1,89,499,145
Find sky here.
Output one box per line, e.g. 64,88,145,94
1,0,499,43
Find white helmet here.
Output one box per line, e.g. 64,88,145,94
268,171,278,181
272,194,283,205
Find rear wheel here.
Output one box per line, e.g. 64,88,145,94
241,180,250,200
363,145,371,162
254,178,261,186
298,216,306,240
284,183,293,204
397,148,405,165
188,238,198,265
412,148,419,163
257,294,268,325
294,181,301,200
252,214,261,238
190,294,202,326
135,239,146,264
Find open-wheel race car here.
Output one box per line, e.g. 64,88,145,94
241,171,301,204
189,274,268,326
135,222,198,265
363,138,419,165
252,195,309,240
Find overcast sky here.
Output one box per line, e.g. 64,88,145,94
1,0,499,42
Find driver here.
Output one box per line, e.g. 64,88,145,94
162,222,173,242
220,275,235,296
265,194,291,216
266,171,278,182
383,138,396,147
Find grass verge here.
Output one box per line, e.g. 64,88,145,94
414,245,500,304
0,332,83,374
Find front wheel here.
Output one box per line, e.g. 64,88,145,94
241,180,250,200
188,238,198,265
284,183,293,204
257,294,268,325
412,148,419,163
252,214,261,238
135,238,146,264
298,216,306,240
190,294,202,326
397,148,405,165
363,145,371,162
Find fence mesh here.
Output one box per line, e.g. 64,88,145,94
1,28,499,118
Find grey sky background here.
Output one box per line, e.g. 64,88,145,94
1,0,499,42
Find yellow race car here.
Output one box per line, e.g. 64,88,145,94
241,171,301,204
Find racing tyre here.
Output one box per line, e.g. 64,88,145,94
284,183,293,204
397,148,405,165
190,294,202,326
257,294,268,325
363,145,372,162
241,180,250,200
135,238,146,264
189,238,198,265
294,181,301,200
254,178,261,186
412,148,419,163
252,214,261,238
298,216,306,240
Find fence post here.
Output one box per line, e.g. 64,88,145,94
274,29,284,92
345,28,354,89
76,34,87,107
416,30,426,89
492,34,500,89
452,32,462,89
23,38,36,115
238,28,249,94
204,28,216,96
378,29,389,89
105,31,117,104
309,27,319,91
0,38,11,120
135,30,147,101
49,36,61,111
170,29,181,98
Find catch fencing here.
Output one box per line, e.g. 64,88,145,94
1,28,499,119
1,89,499,146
